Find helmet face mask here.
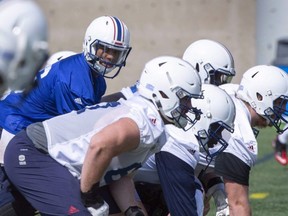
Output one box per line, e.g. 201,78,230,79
183,39,235,86
204,63,235,86
190,84,236,161
197,121,234,161
171,89,203,131
264,95,288,133
236,65,288,133
86,39,131,78
83,16,132,79
138,56,203,131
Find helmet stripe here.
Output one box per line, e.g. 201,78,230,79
110,16,123,43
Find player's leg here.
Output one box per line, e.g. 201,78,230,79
0,128,16,215
197,170,228,216
223,179,249,216
135,181,169,216
0,128,36,215
133,159,169,216
215,152,251,215
0,165,15,214
108,175,147,216
155,151,203,216
4,130,91,215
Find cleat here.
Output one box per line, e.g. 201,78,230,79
216,198,229,216
216,205,229,216
87,201,109,216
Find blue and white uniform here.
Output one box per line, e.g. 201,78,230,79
4,95,167,215
0,53,106,209
134,126,200,183
215,84,257,186
45,96,166,185
123,84,204,215
219,84,257,167
134,125,204,216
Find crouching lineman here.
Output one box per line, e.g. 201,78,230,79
112,38,236,216
134,84,236,215
183,38,235,216
4,56,203,215
215,65,288,215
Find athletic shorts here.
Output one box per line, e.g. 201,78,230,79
215,152,251,186
4,130,121,215
155,151,203,216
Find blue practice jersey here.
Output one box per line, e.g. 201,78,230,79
0,53,107,134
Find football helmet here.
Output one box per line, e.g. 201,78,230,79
46,51,76,66
0,30,17,95
0,0,48,92
191,84,235,159
138,56,203,130
237,65,288,133
183,39,235,86
83,16,132,79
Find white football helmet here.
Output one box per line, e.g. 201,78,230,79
0,30,17,95
191,84,235,159
45,51,76,66
83,16,131,79
0,0,48,92
138,56,203,130
183,39,235,86
237,65,288,133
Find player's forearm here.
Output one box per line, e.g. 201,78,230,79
81,144,112,192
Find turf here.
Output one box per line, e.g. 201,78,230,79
207,127,288,216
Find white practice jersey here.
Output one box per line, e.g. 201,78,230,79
197,149,216,168
220,84,258,167
161,125,200,169
121,84,139,99
134,124,200,184
43,95,167,186
122,85,200,178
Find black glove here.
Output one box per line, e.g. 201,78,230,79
124,206,145,216
81,182,104,208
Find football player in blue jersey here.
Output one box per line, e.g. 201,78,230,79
0,15,131,139
0,13,131,214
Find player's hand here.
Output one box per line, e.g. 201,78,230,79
81,182,104,208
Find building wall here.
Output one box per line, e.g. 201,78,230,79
256,0,288,65
35,0,256,94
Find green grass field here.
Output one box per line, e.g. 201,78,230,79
207,127,288,216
